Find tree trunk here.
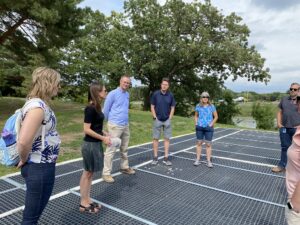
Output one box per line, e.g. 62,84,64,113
142,87,151,111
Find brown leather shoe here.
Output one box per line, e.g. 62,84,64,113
102,175,115,183
271,166,285,173
120,168,136,175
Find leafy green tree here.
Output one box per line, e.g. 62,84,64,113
251,102,275,130
0,0,85,95
124,0,270,114
58,10,131,98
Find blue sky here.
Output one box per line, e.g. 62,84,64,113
79,0,300,93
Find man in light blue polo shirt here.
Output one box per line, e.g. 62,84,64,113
151,78,176,166
102,75,135,183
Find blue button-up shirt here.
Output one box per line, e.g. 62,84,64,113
103,87,129,126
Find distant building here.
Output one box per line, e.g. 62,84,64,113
233,97,245,102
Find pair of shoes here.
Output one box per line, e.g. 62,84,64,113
102,175,115,183
151,158,158,165
79,204,100,214
163,159,172,166
120,167,136,175
271,166,285,173
193,160,201,166
207,161,213,168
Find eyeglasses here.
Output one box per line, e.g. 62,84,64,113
201,96,209,99
290,88,299,91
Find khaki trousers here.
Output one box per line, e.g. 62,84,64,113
102,122,130,175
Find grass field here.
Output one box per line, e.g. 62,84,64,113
237,101,278,117
0,97,197,176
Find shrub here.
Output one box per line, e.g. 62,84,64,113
217,92,240,124
251,103,275,130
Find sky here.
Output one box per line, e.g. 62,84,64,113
78,0,300,93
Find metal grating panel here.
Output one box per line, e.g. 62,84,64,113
0,180,15,192
176,151,282,176
86,170,286,225
0,193,147,225
185,147,280,166
139,157,287,205
215,136,280,151
0,189,25,214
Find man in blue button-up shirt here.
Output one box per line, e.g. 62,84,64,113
102,75,135,183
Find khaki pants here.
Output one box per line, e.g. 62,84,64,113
286,205,300,225
102,122,130,175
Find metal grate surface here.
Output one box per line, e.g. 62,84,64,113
215,136,280,151
0,189,25,214
0,128,286,225
139,156,287,205
185,146,280,166
0,180,15,192
0,193,147,225
176,151,282,176
85,170,286,225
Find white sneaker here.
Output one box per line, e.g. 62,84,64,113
207,161,213,168
151,158,158,165
193,160,201,166
163,160,172,166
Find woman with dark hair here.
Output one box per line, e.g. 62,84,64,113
193,91,218,168
79,82,111,213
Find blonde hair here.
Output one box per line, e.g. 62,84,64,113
199,98,211,106
27,67,61,102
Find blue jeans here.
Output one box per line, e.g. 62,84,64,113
21,163,56,225
278,127,296,168
196,126,214,142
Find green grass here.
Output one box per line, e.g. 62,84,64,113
238,101,278,117
0,97,195,176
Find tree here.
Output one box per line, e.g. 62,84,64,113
217,90,240,124
0,0,85,95
124,0,270,114
58,10,131,99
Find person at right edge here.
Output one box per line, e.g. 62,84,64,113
285,126,300,224
151,78,176,166
272,83,300,173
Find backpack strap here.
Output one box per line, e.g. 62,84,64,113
20,98,47,150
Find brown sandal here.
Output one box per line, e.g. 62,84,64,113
90,202,101,209
79,204,99,214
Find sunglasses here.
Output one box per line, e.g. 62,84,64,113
290,88,299,91
201,96,209,99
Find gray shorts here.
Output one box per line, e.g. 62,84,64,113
153,119,172,139
81,141,104,172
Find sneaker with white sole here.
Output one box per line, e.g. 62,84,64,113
163,159,172,166
193,160,201,166
207,161,213,168
151,158,158,165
